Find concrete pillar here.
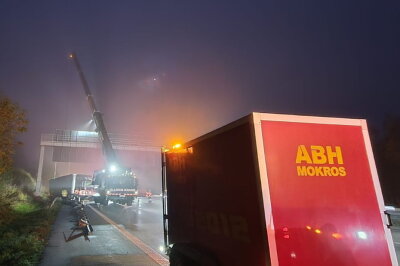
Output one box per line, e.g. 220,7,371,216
35,146,45,195
71,173,76,194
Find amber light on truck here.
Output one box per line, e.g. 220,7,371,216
332,233,343,239
172,143,182,149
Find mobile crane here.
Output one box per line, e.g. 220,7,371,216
69,53,137,206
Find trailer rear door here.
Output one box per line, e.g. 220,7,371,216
252,113,397,266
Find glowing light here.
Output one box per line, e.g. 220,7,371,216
68,53,74,58
306,225,312,230
290,252,296,259
357,231,367,240
77,130,98,137
109,165,117,172
332,233,343,239
172,143,182,149
61,189,68,197
283,235,290,239
282,227,288,232
159,246,165,252
314,229,322,234
101,169,106,173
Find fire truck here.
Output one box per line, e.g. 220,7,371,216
162,113,398,266
69,53,138,206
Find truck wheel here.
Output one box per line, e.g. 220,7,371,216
102,197,109,206
169,245,217,266
126,197,133,206
169,250,190,266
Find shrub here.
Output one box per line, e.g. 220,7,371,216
0,231,43,266
0,200,61,265
0,181,19,226
1,168,35,192
0,171,61,265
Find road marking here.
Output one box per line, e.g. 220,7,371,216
87,204,169,266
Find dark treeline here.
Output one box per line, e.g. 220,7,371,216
372,115,400,206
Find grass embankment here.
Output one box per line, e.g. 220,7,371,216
0,182,61,265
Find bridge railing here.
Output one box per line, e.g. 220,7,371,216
40,132,161,149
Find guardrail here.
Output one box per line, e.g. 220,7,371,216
41,132,161,149
386,210,400,229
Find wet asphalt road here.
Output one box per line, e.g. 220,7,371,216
88,196,166,255
391,228,400,263
40,197,167,266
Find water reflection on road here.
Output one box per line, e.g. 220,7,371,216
94,197,165,256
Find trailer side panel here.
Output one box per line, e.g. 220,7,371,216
260,120,393,266
166,122,270,265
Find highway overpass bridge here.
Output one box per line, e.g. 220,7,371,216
35,129,162,195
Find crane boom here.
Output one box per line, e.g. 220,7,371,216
67,52,138,206
69,52,117,167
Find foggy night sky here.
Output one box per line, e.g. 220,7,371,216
1,1,400,174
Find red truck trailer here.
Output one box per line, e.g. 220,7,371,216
162,113,398,266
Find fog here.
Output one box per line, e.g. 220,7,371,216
1,1,399,173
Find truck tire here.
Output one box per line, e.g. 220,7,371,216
126,197,133,206
100,197,108,206
169,249,191,266
170,244,218,266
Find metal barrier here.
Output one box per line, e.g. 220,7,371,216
63,200,94,242
40,132,162,152
41,131,160,148
386,210,400,229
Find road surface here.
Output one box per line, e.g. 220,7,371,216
94,196,166,254
40,197,168,266
391,228,400,263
